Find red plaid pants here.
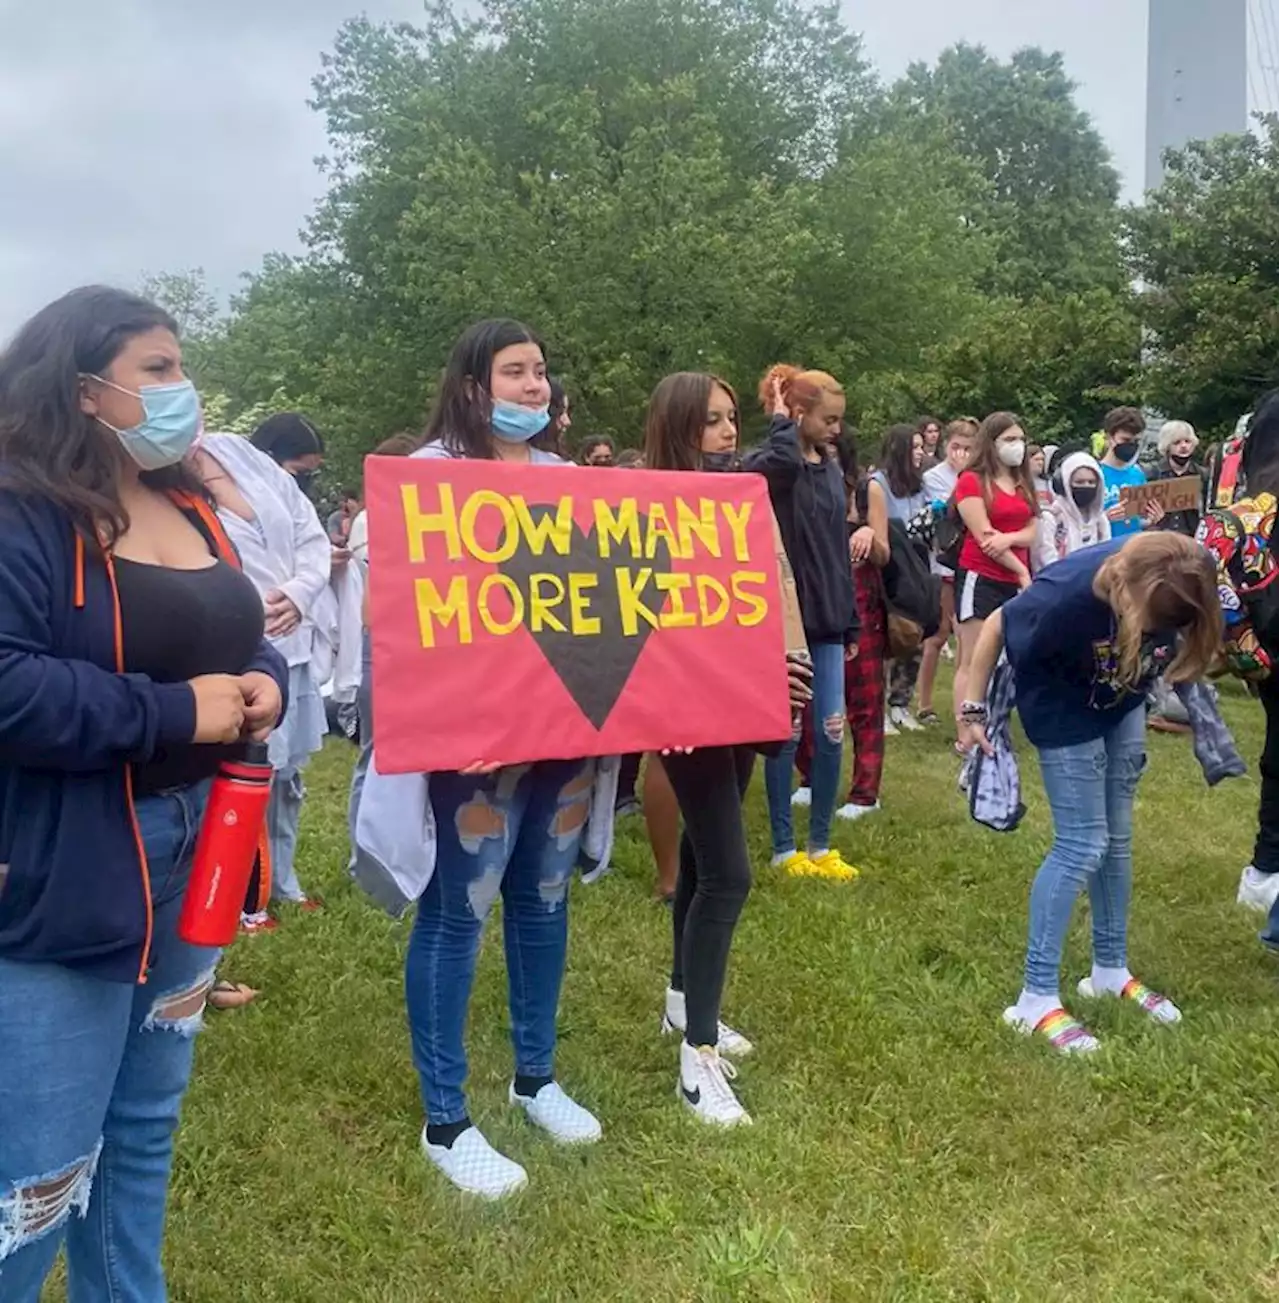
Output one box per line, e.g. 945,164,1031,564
797,565,886,806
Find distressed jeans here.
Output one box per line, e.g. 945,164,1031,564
0,784,217,1303
1024,707,1147,995
405,760,595,1125
764,638,846,855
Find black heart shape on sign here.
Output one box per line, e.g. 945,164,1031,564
498,507,672,729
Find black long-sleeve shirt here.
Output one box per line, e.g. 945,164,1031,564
744,416,858,646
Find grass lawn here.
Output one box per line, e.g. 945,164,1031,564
160,677,1276,1302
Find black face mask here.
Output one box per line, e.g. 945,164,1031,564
1070,485,1098,510
1169,454,1193,469
1112,442,1139,464
701,451,741,473
292,469,318,498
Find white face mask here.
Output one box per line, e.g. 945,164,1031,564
997,439,1026,468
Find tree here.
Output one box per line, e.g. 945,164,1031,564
1127,115,1279,435
203,0,991,461
890,44,1124,298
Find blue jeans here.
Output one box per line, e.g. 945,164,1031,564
764,639,845,855
0,784,216,1303
1025,707,1146,995
405,760,594,1125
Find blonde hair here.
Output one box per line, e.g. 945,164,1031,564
758,363,843,416
1095,533,1221,686
1157,419,1198,455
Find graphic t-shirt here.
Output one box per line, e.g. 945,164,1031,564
1101,462,1147,537
954,471,1035,581
1001,538,1177,748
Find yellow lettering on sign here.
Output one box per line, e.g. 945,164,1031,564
675,498,721,558
414,576,472,647
529,574,568,632
655,572,698,628
730,571,768,626
644,503,679,560
721,502,753,562
458,490,518,563
616,567,661,635
402,483,461,562
594,498,641,557
476,573,524,637
567,573,601,634
696,574,730,626
511,495,573,556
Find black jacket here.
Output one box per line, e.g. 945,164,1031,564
744,416,857,645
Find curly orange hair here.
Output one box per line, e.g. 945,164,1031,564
758,363,843,416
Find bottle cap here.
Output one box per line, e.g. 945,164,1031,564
243,741,271,766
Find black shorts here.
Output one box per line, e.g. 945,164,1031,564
955,568,1020,622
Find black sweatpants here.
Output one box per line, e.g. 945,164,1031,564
1254,684,1278,875
662,745,757,1047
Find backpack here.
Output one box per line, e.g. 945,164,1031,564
1196,491,1277,680
933,496,964,572
882,517,941,655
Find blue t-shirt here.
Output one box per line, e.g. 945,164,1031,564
1101,462,1146,537
1001,539,1177,748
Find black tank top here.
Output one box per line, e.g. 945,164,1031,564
115,557,265,794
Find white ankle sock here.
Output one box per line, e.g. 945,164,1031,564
1089,964,1132,995
1010,990,1062,1027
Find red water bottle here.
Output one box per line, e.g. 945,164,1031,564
179,743,273,946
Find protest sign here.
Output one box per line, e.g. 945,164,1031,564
365,457,793,773
1118,474,1201,518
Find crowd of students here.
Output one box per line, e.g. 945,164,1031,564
0,288,1273,1297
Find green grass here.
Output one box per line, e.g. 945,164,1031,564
163,678,1275,1302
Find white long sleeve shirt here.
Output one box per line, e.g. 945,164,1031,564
200,432,332,668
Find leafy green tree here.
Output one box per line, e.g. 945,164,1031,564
1127,115,1279,435
891,44,1124,298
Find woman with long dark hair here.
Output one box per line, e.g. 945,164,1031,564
643,371,813,1126
872,423,929,732
952,412,1039,741
0,287,286,1298
400,319,602,1199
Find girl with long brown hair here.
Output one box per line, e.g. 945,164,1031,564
952,411,1039,738
643,371,813,1127
960,532,1221,1053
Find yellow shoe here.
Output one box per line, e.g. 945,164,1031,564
777,851,816,878
805,850,860,882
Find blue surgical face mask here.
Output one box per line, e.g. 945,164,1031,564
491,398,550,444
88,376,202,470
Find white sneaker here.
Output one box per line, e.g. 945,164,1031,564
421,1125,528,1199
890,706,924,732
883,713,900,736
509,1081,602,1145
1237,865,1279,912
790,786,812,808
835,801,880,822
661,987,753,1057
678,1041,751,1126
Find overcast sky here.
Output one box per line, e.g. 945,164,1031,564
0,0,1172,336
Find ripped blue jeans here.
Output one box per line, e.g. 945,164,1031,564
405,760,594,1125
0,783,216,1303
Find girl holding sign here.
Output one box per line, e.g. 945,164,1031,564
744,366,860,883
402,319,603,1198
643,371,814,1127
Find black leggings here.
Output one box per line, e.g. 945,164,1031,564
662,746,757,1046
1255,684,1278,875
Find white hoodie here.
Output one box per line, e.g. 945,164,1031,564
1035,451,1111,569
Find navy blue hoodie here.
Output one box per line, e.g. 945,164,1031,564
0,487,288,984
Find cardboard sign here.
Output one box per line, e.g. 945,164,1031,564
365,457,793,773
1118,474,1201,518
